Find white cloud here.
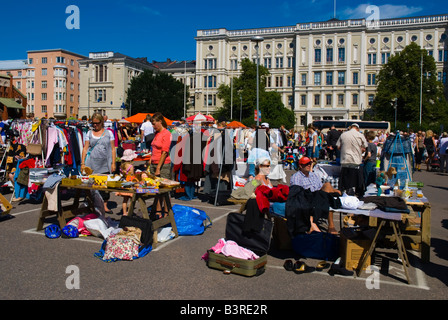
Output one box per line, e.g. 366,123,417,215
342,3,423,20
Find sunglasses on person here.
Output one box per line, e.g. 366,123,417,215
91,121,101,125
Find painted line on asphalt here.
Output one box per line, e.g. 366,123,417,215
268,264,430,290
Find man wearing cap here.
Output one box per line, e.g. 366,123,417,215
290,156,341,233
336,123,368,196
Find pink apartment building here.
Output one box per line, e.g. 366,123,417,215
0,49,87,119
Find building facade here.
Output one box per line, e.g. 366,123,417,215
0,73,27,120
78,52,158,120
195,14,448,128
23,49,86,119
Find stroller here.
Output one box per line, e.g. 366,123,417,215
430,153,441,172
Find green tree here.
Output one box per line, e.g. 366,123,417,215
216,58,296,128
126,70,189,119
371,42,448,126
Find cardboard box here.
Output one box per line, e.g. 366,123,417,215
340,233,372,271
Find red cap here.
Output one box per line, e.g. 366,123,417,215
299,157,312,165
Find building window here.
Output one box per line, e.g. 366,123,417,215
381,52,390,64
314,94,320,105
368,94,374,106
42,57,47,64
314,49,321,63
275,57,283,68
230,59,238,70
56,57,66,64
204,75,217,88
275,76,283,87
301,73,306,86
338,48,345,62
314,72,321,85
368,53,377,65
338,71,345,85
326,94,332,105
326,48,333,63
264,58,271,68
287,57,294,68
338,94,344,105
28,58,33,64
326,71,333,85
266,77,271,87
301,95,306,106
95,65,108,82
41,93,47,101
42,68,47,76
352,94,358,105
42,105,47,113
353,72,359,85
368,73,376,85
95,89,106,102
42,81,47,88
204,58,217,70
204,94,216,106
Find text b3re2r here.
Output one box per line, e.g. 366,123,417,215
180,304,268,317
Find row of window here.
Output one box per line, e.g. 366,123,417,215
26,80,79,90
205,49,448,70
28,56,76,66
299,93,374,106
301,71,376,86
27,92,78,102
26,105,75,115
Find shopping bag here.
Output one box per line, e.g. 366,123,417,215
172,204,212,236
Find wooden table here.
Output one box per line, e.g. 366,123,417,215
37,183,179,247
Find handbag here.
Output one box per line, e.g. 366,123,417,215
225,211,273,256
27,143,42,156
291,231,340,261
172,204,212,236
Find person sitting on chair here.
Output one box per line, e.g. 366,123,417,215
290,156,341,234
254,157,273,188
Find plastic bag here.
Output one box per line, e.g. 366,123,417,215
172,204,212,236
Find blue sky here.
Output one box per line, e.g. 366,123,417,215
1,0,446,62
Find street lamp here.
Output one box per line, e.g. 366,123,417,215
239,93,242,123
251,36,264,126
393,98,398,131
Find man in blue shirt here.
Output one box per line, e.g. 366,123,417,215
290,156,340,234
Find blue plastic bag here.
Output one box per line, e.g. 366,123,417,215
172,204,212,236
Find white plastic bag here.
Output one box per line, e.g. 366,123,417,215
340,193,364,210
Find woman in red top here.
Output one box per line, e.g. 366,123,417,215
150,112,172,218
150,112,172,178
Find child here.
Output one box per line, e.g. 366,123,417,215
115,149,137,216
363,131,378,187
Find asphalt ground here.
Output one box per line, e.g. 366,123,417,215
0,166,447,313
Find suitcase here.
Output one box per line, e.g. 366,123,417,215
206,250,267,277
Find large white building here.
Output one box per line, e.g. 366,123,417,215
194,14,448,128
78,52,158,119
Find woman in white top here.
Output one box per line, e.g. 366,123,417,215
254,157,273,188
